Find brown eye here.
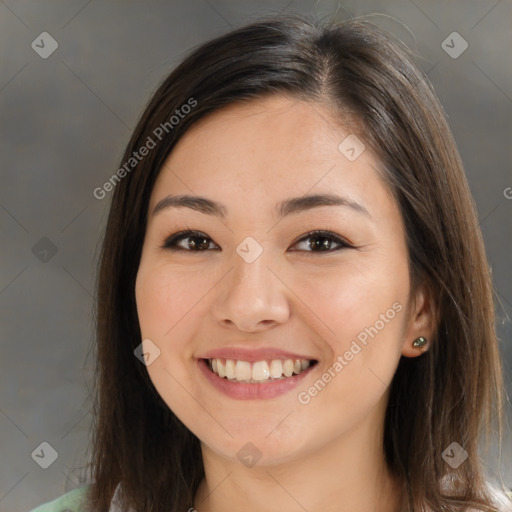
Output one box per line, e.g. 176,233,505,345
161,229,353,254
162,230,219,252
289,230,353,254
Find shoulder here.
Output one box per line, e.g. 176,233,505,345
28,485,91,512
486,481,512,512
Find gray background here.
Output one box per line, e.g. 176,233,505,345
0,1,511,511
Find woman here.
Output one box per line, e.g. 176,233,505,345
30,13,512,512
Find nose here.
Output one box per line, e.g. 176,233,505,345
211,254,290,333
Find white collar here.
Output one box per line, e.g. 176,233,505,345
108,483,137,512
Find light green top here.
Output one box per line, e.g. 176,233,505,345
27,484,511,511
29,485,91,512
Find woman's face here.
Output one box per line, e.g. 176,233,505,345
135,95,434,465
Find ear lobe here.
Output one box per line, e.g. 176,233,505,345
401,282,437,358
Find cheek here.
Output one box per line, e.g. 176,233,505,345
294,255,408,391
136,262,202,341
297,254,408,336
290,269,406,438
135,263,202,418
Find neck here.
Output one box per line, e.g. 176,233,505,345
193,409,402,512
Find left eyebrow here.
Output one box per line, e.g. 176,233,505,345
152,194,227,218
151,193,371,219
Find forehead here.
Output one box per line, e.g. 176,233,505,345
150,95,394,222
166,95,350,173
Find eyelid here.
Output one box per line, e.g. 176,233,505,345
161,229,219,251
161,229,355,253
288,230,354,253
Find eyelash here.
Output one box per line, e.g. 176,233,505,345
161,229,354,255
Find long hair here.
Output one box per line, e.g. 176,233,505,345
84,13,510,511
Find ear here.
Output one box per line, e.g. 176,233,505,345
401,281,437,358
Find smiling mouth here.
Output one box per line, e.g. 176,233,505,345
205,358,318,383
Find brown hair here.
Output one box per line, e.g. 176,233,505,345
84,13,510,512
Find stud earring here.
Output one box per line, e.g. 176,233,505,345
412,336,427,348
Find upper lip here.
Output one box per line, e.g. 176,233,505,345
199,347,318,362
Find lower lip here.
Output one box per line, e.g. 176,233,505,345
197,359,316,400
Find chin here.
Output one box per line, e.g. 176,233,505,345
198,426,316,468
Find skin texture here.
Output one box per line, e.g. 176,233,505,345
135,95,436,512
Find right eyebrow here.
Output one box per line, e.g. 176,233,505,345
151,193,371,220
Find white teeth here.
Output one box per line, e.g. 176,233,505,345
225,359,236,379
283,359,294,377
235,360,252,380
269,359,283,378
208,357,314,382
252,361,270,381
217,359,226,378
